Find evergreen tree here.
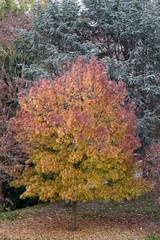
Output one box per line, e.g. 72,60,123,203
82,0,160,145
14,0,95,79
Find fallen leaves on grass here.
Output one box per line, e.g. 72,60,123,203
0,193,159,240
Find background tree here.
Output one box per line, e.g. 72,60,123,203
12,0,95,80
0,8,32,76
0,8,32,205
9,57,151,231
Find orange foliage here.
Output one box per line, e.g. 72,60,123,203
9,56,152,203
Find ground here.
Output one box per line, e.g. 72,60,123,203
0,193,159,240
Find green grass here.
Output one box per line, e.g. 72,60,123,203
0,210,21,222
0,203,50,222
144,234,160,240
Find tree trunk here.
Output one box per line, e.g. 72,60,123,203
70,201,77,231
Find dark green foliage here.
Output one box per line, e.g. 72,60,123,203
14,0,95,79
145,234,160,240
82,0,160,145
3,182,39,210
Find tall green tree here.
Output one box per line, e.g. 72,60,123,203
13,0,94,79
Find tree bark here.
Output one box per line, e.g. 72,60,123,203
70,201,77,231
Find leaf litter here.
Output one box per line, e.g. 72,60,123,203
0,193,159,240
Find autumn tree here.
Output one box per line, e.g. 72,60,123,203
9,57,152,231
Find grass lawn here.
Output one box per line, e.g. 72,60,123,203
0,192,159,240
